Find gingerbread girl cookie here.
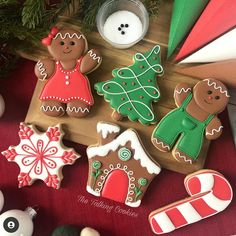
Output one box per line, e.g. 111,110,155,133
152,78,229,164
35,27,102,118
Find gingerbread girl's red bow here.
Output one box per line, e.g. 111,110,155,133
42,27,59,45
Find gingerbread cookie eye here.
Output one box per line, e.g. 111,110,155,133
215,96,220,100
207,90,212,94
60,41,64,46
70,41,75,46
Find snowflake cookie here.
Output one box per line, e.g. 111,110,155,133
1,123,80,189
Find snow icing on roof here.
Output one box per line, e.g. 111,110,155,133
87,129,161,175
97,122,120,139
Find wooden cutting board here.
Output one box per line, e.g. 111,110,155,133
24,0,210,174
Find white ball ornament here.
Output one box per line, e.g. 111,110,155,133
0,191,36,236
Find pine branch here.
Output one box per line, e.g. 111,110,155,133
0,0,18,7
22,0,47,29
43,0,76,27
75,0,107,32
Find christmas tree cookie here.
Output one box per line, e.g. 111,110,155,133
95,45,164,125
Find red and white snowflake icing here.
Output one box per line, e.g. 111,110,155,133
2,123,80,189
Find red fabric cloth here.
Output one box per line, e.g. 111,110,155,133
0,59,235,236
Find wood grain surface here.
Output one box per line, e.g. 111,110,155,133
24,0,210,174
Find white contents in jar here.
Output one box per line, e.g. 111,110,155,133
103,10,143,45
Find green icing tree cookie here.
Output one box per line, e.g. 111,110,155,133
95,45,164,125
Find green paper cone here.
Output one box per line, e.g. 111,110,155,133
167,0,209,58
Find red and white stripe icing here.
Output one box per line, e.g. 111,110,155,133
149,170,233,234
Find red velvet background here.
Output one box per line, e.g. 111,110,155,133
0,59,235,236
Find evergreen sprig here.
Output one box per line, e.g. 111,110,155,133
0,0,160,77
22,0,47,29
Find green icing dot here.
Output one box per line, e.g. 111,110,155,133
138,178,148,186
118,147,132,161
92,160,102,169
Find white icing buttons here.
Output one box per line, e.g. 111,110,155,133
65,81,70,85
103,11,143,45
65,75,69,79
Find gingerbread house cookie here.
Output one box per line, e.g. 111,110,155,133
86,122,161,207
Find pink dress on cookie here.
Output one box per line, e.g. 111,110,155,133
40,58,94,105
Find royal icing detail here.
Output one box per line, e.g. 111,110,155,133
152,79,229,162
66,107,89,113
97,122,120,139
86,122,161,207
40,96,92,105
88,50,101,63
53,32,85,40
37,27,101,118
203,79,230,97
152,138,170,151
175,87,191,94
40,105,64,112
36,60,47,80
118,147,132,161
206,126,223,136
1,123,80,189
87,128,160,175
95,45,164,125
149,170,233,234
175,152,192,164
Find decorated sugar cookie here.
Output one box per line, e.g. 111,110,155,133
1,123,80,189
86,121,161,207
149,169,233,234
95,45,164,125
35,26,102,118
152,78,229,164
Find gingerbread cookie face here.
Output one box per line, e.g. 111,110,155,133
1,123,80,189
47,29,87,62
152,78,229,164
86,122,161,207
193,78,229,114
149,170,233,234
35,26,102,118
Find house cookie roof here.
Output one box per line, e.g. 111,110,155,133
87,123,161,175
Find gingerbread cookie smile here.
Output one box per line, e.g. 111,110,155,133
151,78,229,164
35,26,102,118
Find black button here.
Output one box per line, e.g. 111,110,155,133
121,24,124,27
121,31,125,35
118,27,122,31
3,217,19,233
125,24,129,27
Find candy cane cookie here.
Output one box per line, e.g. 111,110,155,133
149,169,233,234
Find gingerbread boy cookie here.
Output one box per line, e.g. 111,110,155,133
1,123,80,189
35,26,102,118
86,121,161,207
152,78,229,164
